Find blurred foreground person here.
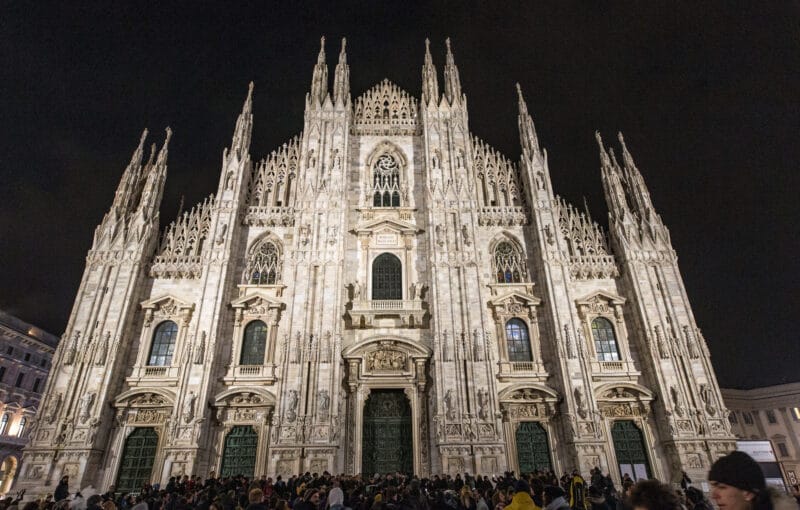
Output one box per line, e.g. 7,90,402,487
627,480,681,510
708,451,798,510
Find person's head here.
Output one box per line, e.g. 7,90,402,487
328,488,344,508
685,487,705,509
514,479,530,496
628,480,681,510
274,500,288,510
248,488,264,504
86,495,102,509
708,452,768,510
543,486,565,505
305,489,320,506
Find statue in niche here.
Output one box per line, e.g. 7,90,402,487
412,282,425,300
444,389,456,420
670,386,685,417
461,225,471,245
477,389,489,420
94,332,110,365
182,391,196,424
78,392,95,424
352,281,362,300
574,387,587,419
317,390,330,413
286,390,299,422
64,331,80,365
194,332,206,364
565,325,577,359
45,393,62,424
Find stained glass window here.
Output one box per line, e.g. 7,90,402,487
246,240,281,285
372,154,401,207
505,319,532,362
591,317,620,361
240,321,267,365
494,242,526,283
148,321,178,366
372,253,402,300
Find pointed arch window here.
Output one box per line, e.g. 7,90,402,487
240,321,268,366
17,416,26,437
0,414,8,436
372,253,402,300
148,321,178,366
494,241,527,283
246,239,282,285
505,319,532,362
592,317,620,361
372,154,401,207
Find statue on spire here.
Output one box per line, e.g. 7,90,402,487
310,36,329,106
333,38,350,106
443,37,462,104
421,38,439,105
515,83,540,158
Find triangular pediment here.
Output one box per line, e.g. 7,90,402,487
230,291,284,310
575,290,626,307
488,290,541,307
354,217,421,236
140,294,194,312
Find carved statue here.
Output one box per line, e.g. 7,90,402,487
574,387,588,419
477,389,489,420
461,225,471,245
94,332,110,365
45,393,62,424
182,391,196,423
194,332,206,364
317,390,330,413
444,389,456,420
670,386,685,417
412,281,425,300
683,325,699,358
78,392,95,423
564,324,577,358
352,281,362,300
655,325,670,359
64,331,80,365
286,389,299,422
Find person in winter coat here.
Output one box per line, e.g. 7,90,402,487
708,451,798,510
586,487,610,510
627,481,681,510
328,488,351,510
504,481,537,510
543,486,570,510
54,476,70,502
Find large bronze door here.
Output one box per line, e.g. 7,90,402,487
362,389,412,474
116,427,158,493
611,420,651,480
516,421,552,473
220,425,258,477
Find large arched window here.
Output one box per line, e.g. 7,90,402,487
245,239,281,285
592,317,620,361
148,321,178,366
240,321,267,365
372,154,401,207
372,253,402,300
505,319,533,362
494,241,527,283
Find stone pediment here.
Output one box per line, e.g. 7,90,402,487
213,387,276,407
342,337,432,360
595,382,653,401
575,290,626,307
354,217,421,236
115,388,176,407
488,290,541,308
140,294,194,314
230,291,284,311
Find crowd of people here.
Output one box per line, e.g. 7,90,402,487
2,452,798,510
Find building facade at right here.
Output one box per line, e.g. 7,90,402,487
722,383,800,487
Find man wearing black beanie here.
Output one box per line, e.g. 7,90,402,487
707,451,798,510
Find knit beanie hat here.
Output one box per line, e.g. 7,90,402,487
708,451,766,492
514,480,530,494
328,488,344,507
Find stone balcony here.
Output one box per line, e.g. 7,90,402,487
348,299,426,328
222,364,278,386
127,365,181,386
589,359,640,382
496,360,548,382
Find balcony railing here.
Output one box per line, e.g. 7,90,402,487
348,299,425,328
144,366,168,377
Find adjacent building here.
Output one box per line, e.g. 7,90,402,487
722,383,800,487
18,37,736,495
0,310,58,494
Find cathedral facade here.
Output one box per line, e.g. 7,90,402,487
18,38,735,493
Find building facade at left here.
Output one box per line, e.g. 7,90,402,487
0,310,58,494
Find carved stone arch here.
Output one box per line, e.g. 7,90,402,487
214,387,277,408
488,231,525,255
115,388,177,408
488,232,529,284
366,140,409,169
595,382,654,419
243,233,284,286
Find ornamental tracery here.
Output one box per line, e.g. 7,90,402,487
473,137,529,226
493,240,528,283
245,136,300,226
353,80,419,135
556,196,618,279
244,237,283,285
150,195,214,279
372,154,402,207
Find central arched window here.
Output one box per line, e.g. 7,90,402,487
494,241,527,283
240,321,268,365
246,239,281,285
148,321,178,366
372,253,402,300
591,317,620,361
505,319,532,362
372,154,401,207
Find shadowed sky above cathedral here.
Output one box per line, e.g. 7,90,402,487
1,2,797,390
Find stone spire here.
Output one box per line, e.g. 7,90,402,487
230,82,254,158
596,131,630,220
333,38,350,107
421,38,439,105
617,132,655,217
138,127,171,219
309,36,329,106
443,38,462,105
112,129,148,212
516,83,540,158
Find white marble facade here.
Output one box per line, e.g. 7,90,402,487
18,38,735,495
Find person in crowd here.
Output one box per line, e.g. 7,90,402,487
567,471,585,510
708,451,798,510
458,486,476,510
627,480,681,510
543,486,570,510
684,488,712,510
680,472,692,491
587,486,610,510
503,480,535,510
54,476,70,502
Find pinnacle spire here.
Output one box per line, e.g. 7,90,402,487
617,131,636,170
443,37,462,104
595,131,611,168
310,36,329,105
421,38,439,105
333,37,350,106
516,83,540,157
231,82,254,156
112,129,149,211
156,127,172,166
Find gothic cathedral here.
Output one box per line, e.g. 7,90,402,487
18,38,735,493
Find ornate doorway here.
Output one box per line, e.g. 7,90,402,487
611,420,651,480
516,422,552,473
362,389,412,474
220,426,258,477
116,427,158,492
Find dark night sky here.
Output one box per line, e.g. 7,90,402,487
1,2,797,389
